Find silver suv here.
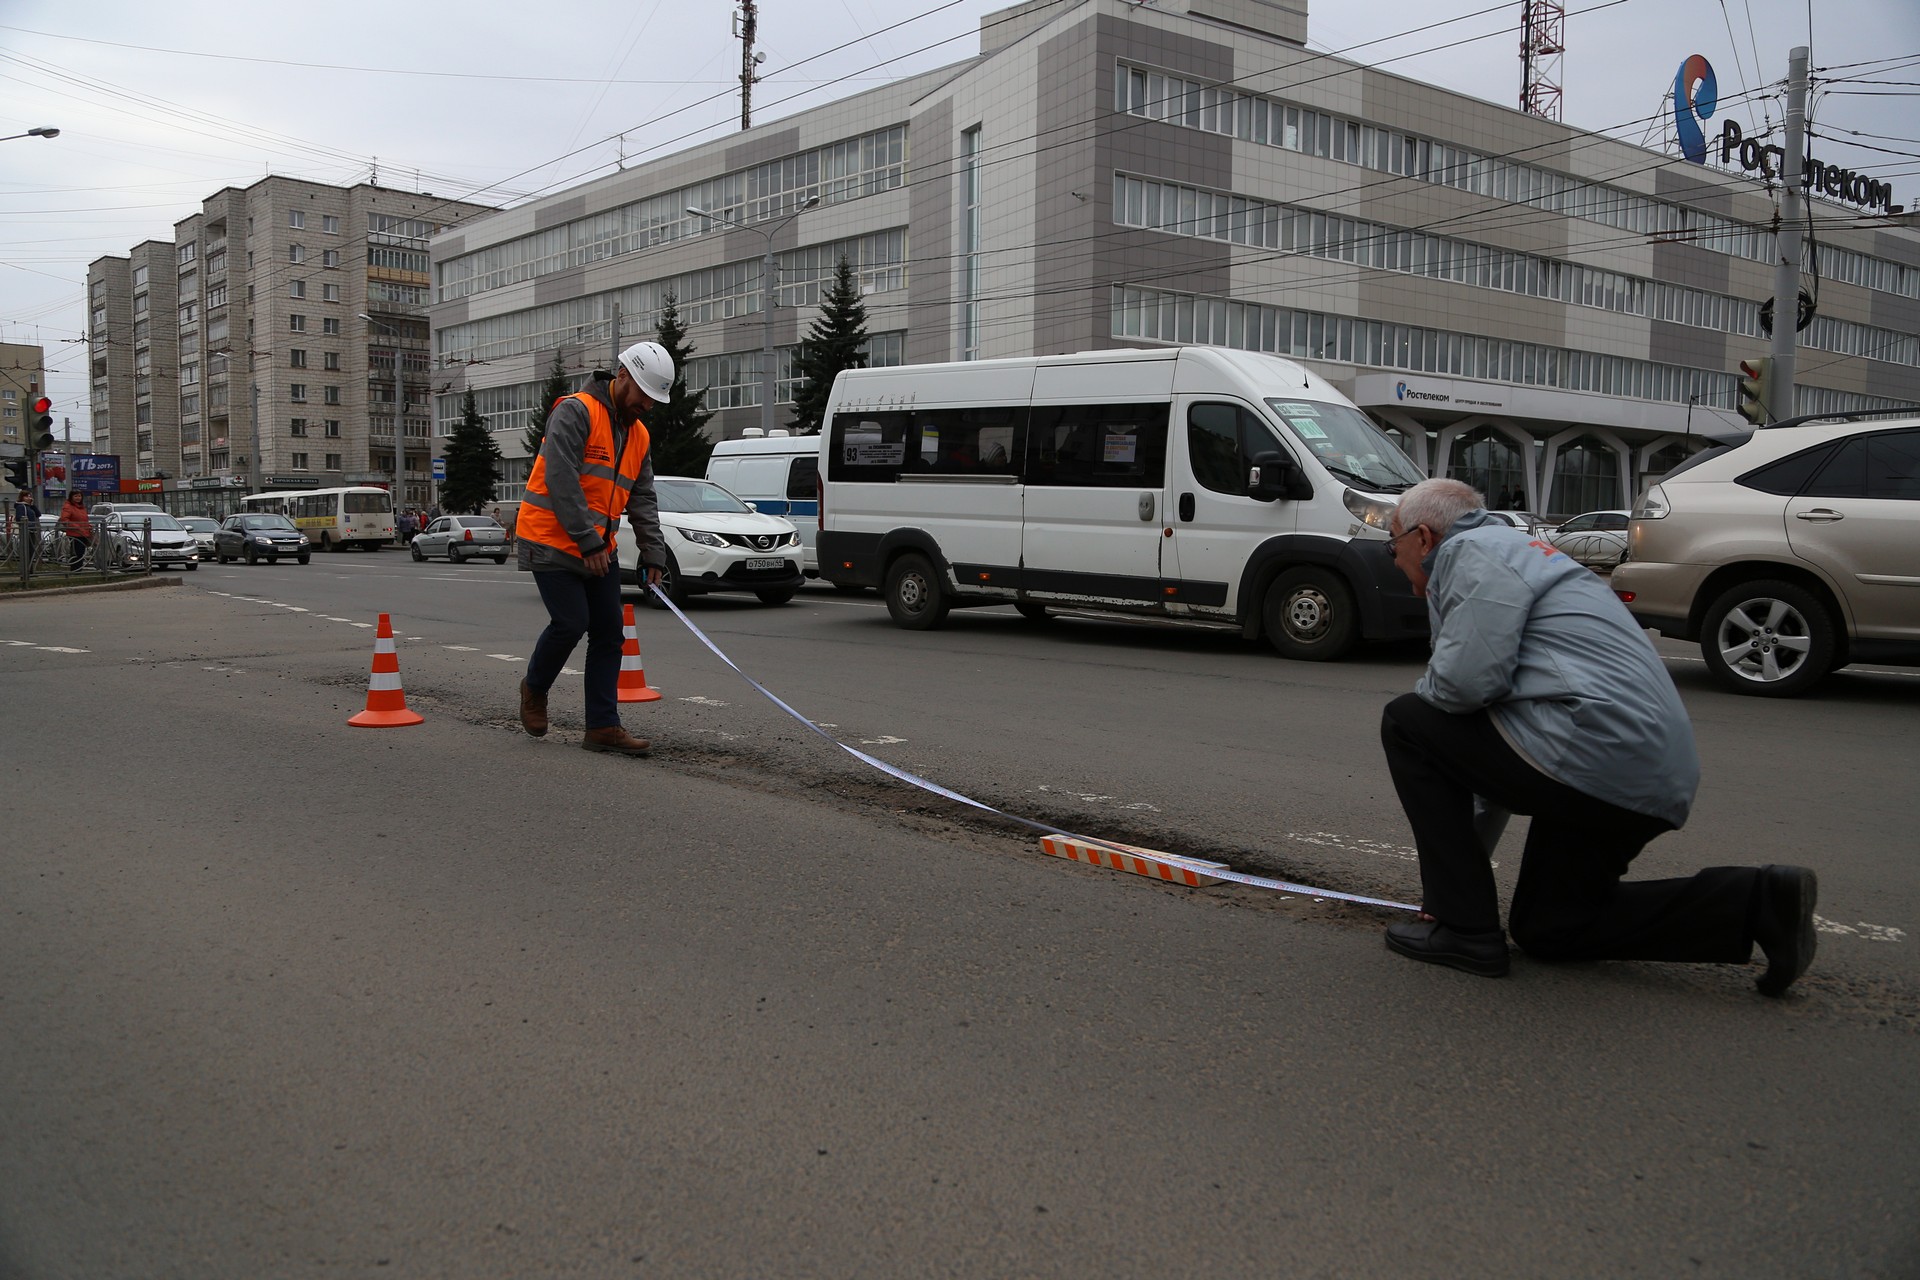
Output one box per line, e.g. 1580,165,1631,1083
1612,411,1920,697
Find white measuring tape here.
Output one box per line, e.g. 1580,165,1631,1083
649,586,1419,913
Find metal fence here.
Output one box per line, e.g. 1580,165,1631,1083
1,515,160,588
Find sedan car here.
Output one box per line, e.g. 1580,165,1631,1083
618,477,805,607
1545,509,1630,570
412,514,510,564
100,510,200,570
1485,510,1553,536
178,516,221,561
214,513,311,565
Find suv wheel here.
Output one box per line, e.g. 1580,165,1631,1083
1699,579,1836,697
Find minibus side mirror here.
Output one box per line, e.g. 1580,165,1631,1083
1247,451,1312,502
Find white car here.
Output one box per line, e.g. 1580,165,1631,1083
1545,509,1630,570
101,510,200,571
618,477,805,607
178,516,222,561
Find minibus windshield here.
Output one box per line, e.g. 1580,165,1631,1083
1264,400,1424,492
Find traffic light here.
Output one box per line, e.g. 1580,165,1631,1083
1737,357,1773,426
30,396,55,450
3,456,28,492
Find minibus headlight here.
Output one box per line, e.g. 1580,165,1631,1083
1342,488,1396,532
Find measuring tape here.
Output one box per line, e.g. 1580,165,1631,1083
649,586,1419,914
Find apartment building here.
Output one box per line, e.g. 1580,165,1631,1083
431,0,1918,515
89,177,494,506
1,340,49,453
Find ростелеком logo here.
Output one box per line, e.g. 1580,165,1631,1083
1673,54,1717,164
1395,381,1408,400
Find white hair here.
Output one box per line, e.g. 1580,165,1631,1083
1396,477,1484,534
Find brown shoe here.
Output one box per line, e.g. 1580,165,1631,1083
518,680,549,737
582,726,651,756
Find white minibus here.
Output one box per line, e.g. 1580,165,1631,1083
816,347,1429,660
242,486,395,551
705,430,822,575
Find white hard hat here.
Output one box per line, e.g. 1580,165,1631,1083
618,340,675,403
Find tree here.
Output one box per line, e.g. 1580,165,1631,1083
788,255,868,435
439,387,504,514
647,291,716,476
524,349,571,459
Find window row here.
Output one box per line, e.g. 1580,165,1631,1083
286,418,343,438
435,231,909,365
284,453,346,471
286,212,343,234
1803,314,1920,367
682,331,907,410
1113,62,1919,301
286,384,343,405
436,125,908,302
1111,172,1765,339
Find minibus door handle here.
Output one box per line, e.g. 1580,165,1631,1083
1178,493,1195,522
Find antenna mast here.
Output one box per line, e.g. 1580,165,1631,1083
736,2,762,131
1519,0,1565,121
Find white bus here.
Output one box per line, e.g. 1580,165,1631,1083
242,486,396,551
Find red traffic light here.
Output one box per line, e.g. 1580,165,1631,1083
31,396,52,415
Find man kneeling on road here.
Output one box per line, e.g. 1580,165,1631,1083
515,342,672,755
1378,478,1816,995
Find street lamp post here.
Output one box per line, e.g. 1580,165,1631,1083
0,126,60,142
686,196,818,435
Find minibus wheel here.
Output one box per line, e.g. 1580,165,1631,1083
1264,567,1357,661
885,553,950,630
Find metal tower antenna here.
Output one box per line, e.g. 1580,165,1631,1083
735,2,764,131
1520,0,1565,121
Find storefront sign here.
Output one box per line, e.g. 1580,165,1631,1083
121,477,164,493
263,475,322,489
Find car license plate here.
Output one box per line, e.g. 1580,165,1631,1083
745,557,785,570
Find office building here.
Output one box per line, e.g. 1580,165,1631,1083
431,0,1918,514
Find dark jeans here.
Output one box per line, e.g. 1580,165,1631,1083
1380,693,1758,964
527,567,626,730
68,535,90,569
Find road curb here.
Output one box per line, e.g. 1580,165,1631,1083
0,575,184,602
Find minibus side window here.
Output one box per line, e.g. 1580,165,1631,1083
915,405,1026,476
1188,402,1286,495
1027,402,1170,487
828,411,914,481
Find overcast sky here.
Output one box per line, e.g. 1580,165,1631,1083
3,0,1914,437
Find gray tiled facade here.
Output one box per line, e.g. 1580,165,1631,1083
430,0,1918,515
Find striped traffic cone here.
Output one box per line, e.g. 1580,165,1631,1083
617,602,662,703
348,613,425,728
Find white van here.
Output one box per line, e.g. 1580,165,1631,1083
705,430,822,575
816,347,1429,660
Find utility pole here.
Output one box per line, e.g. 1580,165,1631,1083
736,2,761,130
1768,46,1809,421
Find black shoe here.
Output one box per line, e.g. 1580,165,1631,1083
1754,865,1817,997
1385,920,1510,977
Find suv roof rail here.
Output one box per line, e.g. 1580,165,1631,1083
1765,405,1920,430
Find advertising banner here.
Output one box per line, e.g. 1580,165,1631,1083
70,454,121,494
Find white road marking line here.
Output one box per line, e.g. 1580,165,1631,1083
349,622,373,628
1037,783,1163,814
1815,915,1907,942
35,646,89,654
324,617,352,622
0,640,33,647
444,645,479,652
859,734,908,746
680,695,729,706
559,667,582,676
1288,830,1420,864
486,653,521,661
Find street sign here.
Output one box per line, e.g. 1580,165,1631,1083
431,458,446,480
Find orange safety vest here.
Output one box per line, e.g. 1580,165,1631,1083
517,392,650,560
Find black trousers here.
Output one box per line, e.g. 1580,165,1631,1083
1380,693,1758,964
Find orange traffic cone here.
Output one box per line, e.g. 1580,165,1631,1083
348,613,425,727
617,602,661,703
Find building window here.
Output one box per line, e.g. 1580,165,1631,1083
1447,428,1526,506
291,452,309,470
181,364,200,386
133,265,149,288
290,349,308,368
323,351,340,371
207,283,226,308
322,249,340,268
289,210,306,229
290,383,308,402
288,244,305,264
289,280,306,299
182,393,199,416
324,386,341,405
178,242,196,265
325,453,342,471
289,314,307,331
133,292,149,315
290,417,308,437
322,283,340,302
325,419,341,437
322,317,341,335
322,214,340,234
1548,437,1622,515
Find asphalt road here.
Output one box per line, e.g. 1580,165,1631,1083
3,553,1916,1278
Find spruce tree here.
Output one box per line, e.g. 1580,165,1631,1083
439,386,504,514
524,349,571,459
647,291,716,476
788,255,868,435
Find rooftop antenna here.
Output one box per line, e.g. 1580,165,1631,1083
1520,0,1565,121
735,1,764,130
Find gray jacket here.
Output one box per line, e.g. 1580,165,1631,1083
517,376,666,576
1415,508,1700,827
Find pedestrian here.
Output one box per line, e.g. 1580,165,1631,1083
515,341,672,755
11,488,41,564
58,491,92,569
1376,477,1817,995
